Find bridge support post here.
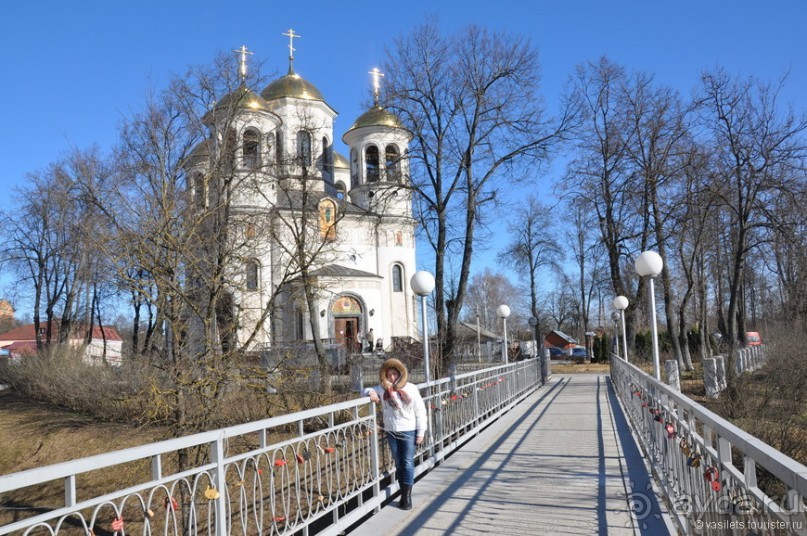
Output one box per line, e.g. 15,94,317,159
664,360,680,391
714,355,727,392
703,358,720,398
736,349,745,375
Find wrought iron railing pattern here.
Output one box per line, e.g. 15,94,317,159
0,359,541,535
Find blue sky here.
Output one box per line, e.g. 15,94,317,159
1,0,806,299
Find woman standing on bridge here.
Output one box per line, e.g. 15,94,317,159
365,358,427,510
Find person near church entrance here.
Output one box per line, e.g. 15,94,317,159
364,358,427,510
366,328,375,353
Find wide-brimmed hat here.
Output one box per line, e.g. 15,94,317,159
379,358,408,389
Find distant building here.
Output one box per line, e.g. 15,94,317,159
544,329,578,356
0,324,123,365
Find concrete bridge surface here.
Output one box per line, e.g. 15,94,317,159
352,374,674,535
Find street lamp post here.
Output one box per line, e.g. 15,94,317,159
529,316,545,383
610,311,621,359
410,270,436,451
635,251,664,381
497,305,511,364
613,295,629,363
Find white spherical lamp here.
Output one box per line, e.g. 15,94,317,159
613,295,629,311
496,304,511,319
410,271,435,296
635,251,663,277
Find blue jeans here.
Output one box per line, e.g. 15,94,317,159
386,430,416,486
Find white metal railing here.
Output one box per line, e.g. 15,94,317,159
611,356,807,535
0,359,541,536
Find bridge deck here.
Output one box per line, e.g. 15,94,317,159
351,374,673,535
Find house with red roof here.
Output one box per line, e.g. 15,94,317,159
0,323,123,366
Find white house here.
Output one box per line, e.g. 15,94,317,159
0,323,123,365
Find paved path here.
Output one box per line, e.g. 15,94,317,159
351,374,672,535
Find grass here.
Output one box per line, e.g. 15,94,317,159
0,389,168,476
550,361,611,374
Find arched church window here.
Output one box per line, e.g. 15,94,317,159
275,130,283,163
350,148,358,184
222,129,237,174
365,145,380,183
297,130,312,167
392,264,403,292
243,129,260,169
319,199,337,241
265,133,274,164
192,173,205,208
245,259,260,291
385,144,400,183
321,137,331,172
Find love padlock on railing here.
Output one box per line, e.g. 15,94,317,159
686,452,701,468
704,466,721,491
679,439,691,456
665,422,675,439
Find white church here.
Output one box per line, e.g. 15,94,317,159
187,34,420,355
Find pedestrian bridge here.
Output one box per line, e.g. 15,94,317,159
1,359,805,535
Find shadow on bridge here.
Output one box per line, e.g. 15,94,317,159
350,374,672,536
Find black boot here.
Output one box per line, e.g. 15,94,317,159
399,484,412,510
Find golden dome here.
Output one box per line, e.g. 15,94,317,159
261,71,326,102
215,86,270,112
345,105,406,134
333,151,349,169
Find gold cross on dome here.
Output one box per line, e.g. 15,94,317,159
233,45,253,82
283,29,301,60
369,67,384,104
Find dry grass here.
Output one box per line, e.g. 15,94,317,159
551,361,611,374
0,389,168,476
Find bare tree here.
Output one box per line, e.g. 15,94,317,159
697,68,807,383
382,21,575,371
0,148,111,351
461,268,521,331
566,202,609,356
562,57,647,353
673,147,715,368
498,196,561,351
621,71,693,369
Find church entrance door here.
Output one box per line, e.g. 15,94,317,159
335,317,360,353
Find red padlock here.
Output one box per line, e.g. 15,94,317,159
665,422,675,439
705,466,721,491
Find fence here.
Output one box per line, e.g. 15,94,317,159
611,355,807,535
0,359,541,536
